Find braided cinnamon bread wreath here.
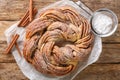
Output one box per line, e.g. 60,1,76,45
23,6,94,77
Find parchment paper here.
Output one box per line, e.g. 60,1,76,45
4,0,102,80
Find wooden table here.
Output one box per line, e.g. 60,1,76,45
0,0,120,80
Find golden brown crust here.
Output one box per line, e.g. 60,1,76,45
23,5,94,77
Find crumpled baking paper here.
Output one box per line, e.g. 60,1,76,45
4,0,102,80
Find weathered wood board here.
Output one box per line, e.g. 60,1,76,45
0,63,120,80
0,0,119,22
0,0,120,80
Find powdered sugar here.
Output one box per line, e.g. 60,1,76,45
92,12,113,34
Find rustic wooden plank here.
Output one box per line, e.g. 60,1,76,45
74,64,120,80
0,21,17,41
96,43,120,63
0,63,28,80
0,63,120,80
0,21,120,63
0,0,119,22
0,0,57,21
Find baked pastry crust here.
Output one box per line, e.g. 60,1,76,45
23,6,94,77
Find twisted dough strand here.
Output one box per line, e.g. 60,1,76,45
23,6,94,77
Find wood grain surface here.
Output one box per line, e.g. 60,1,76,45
0,63,120,80
0,0,120,80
